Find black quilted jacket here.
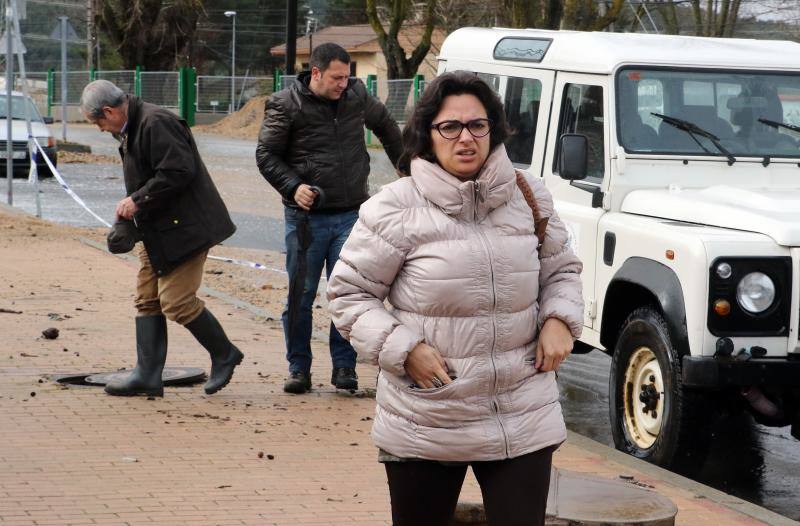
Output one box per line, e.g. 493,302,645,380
255,72,402,210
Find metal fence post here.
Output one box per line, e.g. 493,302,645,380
178,67,184,115
413,74,424,103
47,68,54,117
134,66,142,96
274,68,282,92
366,74,377,146
178,67,196,126
89,68,96,81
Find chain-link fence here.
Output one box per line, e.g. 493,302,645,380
140,72,180,109
196,75,273,113
279,75,297,90
52,71,92,106
95,70,136,94
15,69,425,128
374,79,416,124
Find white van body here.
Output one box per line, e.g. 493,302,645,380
438,28,800,470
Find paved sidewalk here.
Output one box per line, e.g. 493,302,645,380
1,205,796,526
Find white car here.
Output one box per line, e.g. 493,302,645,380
440,28,800,473
0,91,57,178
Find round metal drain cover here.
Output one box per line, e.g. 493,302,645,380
85,367,207,386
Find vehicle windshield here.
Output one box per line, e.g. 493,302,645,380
0,95,44,122
617,68,800,158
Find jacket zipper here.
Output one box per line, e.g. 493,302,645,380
333,99,349,204
472,181,510,458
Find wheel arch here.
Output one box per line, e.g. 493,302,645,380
600,257,690,357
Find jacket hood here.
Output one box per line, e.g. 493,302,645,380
621,185,800,246
410,145,517,221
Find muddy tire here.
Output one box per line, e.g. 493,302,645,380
609,306,710,473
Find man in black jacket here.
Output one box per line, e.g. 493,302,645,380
256,43,402,394
80,79,244,398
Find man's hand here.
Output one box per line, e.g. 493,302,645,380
294,184,318,211
404,342,452,389
535,317,574,372
115,196,139,220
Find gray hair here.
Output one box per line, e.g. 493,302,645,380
79,79,126,119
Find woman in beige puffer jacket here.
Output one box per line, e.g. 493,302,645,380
327,72,583,526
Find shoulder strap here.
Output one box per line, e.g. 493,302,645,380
515,171,549,251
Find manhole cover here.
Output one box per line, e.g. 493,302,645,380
85,367,207,386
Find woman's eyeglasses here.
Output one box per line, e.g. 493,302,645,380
430,118,493,140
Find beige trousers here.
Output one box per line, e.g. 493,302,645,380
135,245,208,325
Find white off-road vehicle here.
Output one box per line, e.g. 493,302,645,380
438,28,800,471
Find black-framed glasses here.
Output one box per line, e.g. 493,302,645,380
430,118,493,140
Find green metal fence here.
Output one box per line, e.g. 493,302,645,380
38,67,425,131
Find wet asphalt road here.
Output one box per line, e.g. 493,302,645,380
3,125,799,520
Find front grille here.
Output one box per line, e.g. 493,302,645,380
0,140,29,151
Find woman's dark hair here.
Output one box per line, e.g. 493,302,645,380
397,71,509,176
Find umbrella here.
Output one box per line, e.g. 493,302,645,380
286,187,325,354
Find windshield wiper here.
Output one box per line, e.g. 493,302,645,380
758,117,800,135
652,112,737,165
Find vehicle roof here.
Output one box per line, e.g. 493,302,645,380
439,28,800,74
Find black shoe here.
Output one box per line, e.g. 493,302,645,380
331,367,358,390
185,308,244,395
105,315,168,397
284,371,312,394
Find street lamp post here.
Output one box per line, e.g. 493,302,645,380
224,10,236,113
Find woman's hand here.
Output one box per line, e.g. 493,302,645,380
404,342,452,389
535,318,574,372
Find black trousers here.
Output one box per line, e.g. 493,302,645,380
384,446,555,526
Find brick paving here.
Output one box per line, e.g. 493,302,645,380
0,206,796,526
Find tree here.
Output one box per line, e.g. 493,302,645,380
365,0,436,80
503,0,624,31
435,0,503,35
646,0,742,36
97,0,203,70
562,0,626,30
504,0,563,29
690,0,742,37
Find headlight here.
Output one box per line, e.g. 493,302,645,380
736,272,775,314
716,262,732,279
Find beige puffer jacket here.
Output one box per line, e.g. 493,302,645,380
327,145,583,461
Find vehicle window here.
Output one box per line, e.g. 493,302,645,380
556,83,605,183
0,95,43,122
474,73,542,166
617,68,800,157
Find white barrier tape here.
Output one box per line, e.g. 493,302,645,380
31,137,112,228
207,255,286,275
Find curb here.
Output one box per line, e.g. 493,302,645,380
565,431,800,526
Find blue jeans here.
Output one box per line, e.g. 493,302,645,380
282,207,358,374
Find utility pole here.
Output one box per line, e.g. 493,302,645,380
285,0,297,75
86,0,93,69
6,0,14,205
224,10,236,112
59,15,67,141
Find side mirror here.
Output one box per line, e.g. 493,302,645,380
43,116,54,125
558,133,588,181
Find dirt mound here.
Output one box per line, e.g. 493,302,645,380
58,151,120,164
195,95,267,140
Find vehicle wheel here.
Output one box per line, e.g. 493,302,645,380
609,306,710,473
